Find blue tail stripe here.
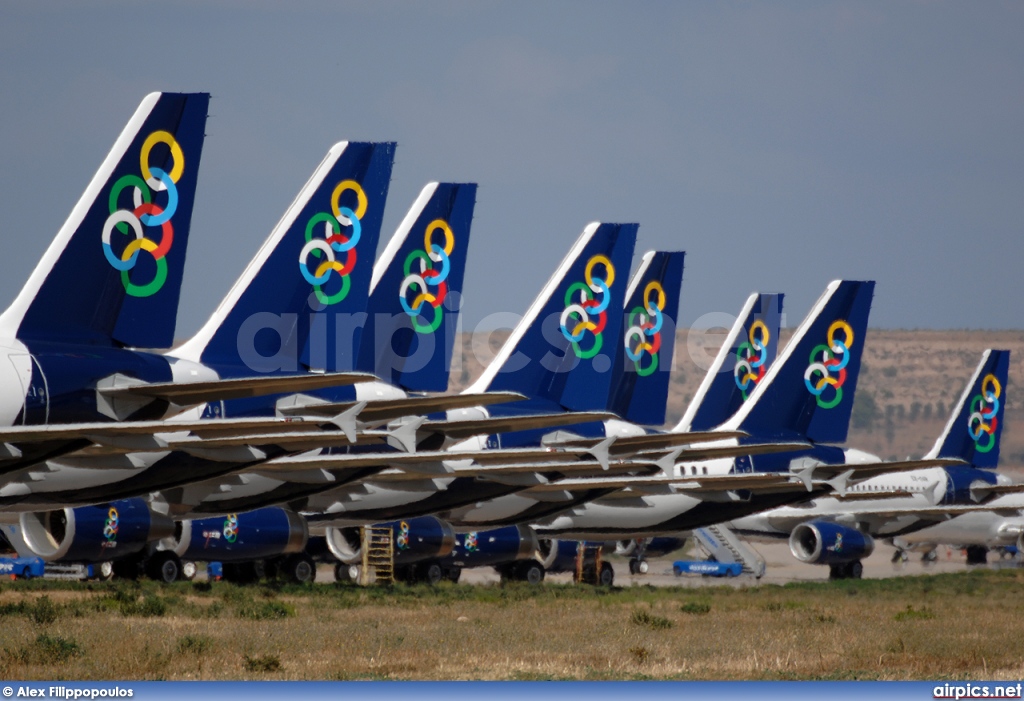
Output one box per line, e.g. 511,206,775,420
17,92,209,349
607,251,685,426
735,280,875,443
686,293,784,431
197,142,396,375
932,349,1010,469
356,183,477,392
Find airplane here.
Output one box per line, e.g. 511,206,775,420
728,349,1015,578
0,139,508,581
522,280,973,543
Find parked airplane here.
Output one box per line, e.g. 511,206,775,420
729,349,1014,578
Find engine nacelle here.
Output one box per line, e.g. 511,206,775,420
324,516,455,565
615,537,687,558
169,508,307,562
538,539,607,573
444,526,537,569
790,521,874,565
19,498,173,563
942,466,999,504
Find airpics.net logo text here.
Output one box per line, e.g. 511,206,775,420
934,683,1023,699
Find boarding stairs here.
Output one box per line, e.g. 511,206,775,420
360,526,395,585
693,524,766,578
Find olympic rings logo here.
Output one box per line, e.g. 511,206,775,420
734,320,770,400
396,521,410,550
464,532,479,552
223,514,239,543
102,131,185,297
298,180,367,307
103,507,119,542
804,320,855,409
560,255,615,359
968,373,1001,453
624,281,665,377
399,219,454,333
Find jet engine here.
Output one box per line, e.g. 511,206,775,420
324,516,455,565
19,498,173,563
444,526,537,569
789,521,874,565
168,507,307,562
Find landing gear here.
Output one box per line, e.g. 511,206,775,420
445,566,462,583
922,549,938,566
828,560,864,580
891,549,909,565
282,554,317,584
628,558,650,575
335,562,360,583
180,561,197,582
598,561,615,586
498,560,546,584
145,551,182,583
419,561,444,585
965,546,988,566
97,561,115,581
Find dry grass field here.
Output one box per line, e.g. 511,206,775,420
1,572,1024,680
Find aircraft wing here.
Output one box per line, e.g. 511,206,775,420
522,471,804,495
417,412,618,439
276,391,527,426
549,430,748,456
97,371,378,406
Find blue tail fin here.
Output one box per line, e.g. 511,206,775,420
467,223,638,411
675,292,784,432
0,92,209,349
355,182,477,392
607,250,685,426
926,349,1010,469
723,280,875,443
173,142,395,375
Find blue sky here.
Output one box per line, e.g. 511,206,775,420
1,2,1022,337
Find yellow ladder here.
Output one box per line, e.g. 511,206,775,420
360,526,394,585
574,542,603,584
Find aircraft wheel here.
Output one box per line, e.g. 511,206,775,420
628,558,640,575
638,560,649,574
336,562,360,583
146,551,182,583
421,562,443,585
849,560,864,579
445,567,462,583
598,561,615,587
519,561,545,585
284,554,316,584
97,561,115,581
180,561,197,582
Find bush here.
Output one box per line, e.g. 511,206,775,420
177,635,212,655
630,609,673,629
244,654,282,672
680,602,711,615
237,600,294,620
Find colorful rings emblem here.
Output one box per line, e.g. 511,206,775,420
396,521,410,550
103,507,119,542
464,532,479,553
624,281,665,376
734,320,770,400
560,255,615,359
804,320,855,409
298,180,367,307
968,373,1001,453
102,131,184,297
400,219,454,333
223,514,239,543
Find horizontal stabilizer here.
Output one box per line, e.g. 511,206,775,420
99,371,378,406
419,411,617,439
276,391,527,425
547,430,748,456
